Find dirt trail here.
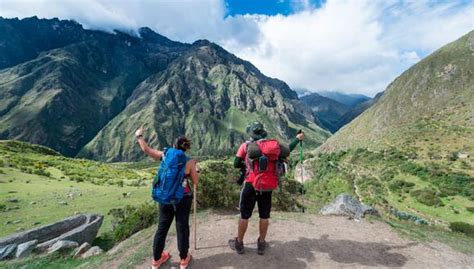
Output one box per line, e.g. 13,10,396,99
124,212,474,269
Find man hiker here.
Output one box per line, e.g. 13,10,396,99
135,127,199,269
228,121,305,255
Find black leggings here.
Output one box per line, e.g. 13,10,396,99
153,195,193,260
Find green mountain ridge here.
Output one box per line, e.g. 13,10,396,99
0,17,330,161
306,31,474,236
317,91,370,107
300,93,351,133
335,91,383,129
79,41,330,161
0,33,185,156
319,31,474,162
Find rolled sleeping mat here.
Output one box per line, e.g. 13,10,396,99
247,143,262,159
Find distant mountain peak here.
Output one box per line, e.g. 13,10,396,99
192,39,213,47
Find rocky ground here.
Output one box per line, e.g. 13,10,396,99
106,212,473,269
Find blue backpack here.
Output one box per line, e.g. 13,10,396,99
152,148,189,205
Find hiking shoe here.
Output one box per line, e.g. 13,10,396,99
228,237,244,254
257,237,268,255
151,251,170,269
179,253,192,269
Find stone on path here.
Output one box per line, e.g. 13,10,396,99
320,193,378,219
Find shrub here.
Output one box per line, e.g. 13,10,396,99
0,204,6,212
388,180,415,193
410,188,444,207
447,152,458,162
0,169,4,174
108,203,157,242
69,175,84,183
450,222,474,237
197,161,240,208
273,179,303,211
381,168,396,181
460,161,471,169
33,168,50,177
466,207,474,213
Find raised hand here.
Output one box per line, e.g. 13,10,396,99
135,127,144,137
296,131,305,141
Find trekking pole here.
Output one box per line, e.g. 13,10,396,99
298,130,305,213
193,183,197,250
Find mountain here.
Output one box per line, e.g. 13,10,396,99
319,31,474,161
0,17,189,157
317,91,370,107
307,32,474,234
300,93,350,133
79,41,330,161
335,91,383,128
0,17,330,161
294,88,313,97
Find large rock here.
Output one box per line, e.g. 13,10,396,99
15,240,38,259
47,240,79,254
81,246,104,258
73,242,91,258
0,244,17,260
294,161,314,183
0,214,103,254
320,193,378,219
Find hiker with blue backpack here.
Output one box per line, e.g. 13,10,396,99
135,127,198,269
228,121,305,255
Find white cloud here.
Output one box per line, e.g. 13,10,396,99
0,0,472,96
223,0,473,96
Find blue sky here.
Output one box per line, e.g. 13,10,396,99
225,0,325,16
0,0,472,96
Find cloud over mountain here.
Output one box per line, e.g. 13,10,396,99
0,0,472,96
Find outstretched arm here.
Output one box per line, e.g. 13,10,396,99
135,127,163,161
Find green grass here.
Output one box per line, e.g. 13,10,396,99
387,219,474,254
304,148,474,250
0,253,105,269
0,168,150,237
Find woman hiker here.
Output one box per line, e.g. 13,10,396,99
135,127,199,269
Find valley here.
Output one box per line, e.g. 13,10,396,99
0,16,472,269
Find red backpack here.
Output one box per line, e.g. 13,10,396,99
245,139,281,191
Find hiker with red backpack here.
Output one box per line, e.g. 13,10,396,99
135,127,198,269
228,121,305,255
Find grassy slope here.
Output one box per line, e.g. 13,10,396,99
306,31,474,251
0,140,153,237
0,168,150,237
319,31,474,162
302,149,473,252
314,149,473,223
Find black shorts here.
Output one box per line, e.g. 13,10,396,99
240,182,272,219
